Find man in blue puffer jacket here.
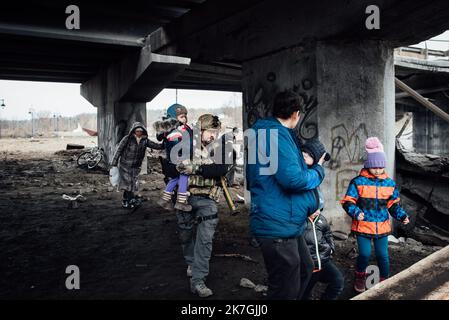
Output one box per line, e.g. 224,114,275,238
246,90,326,300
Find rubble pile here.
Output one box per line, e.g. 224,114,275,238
395,142,449,246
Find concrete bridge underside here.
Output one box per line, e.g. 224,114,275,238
1,2,449,298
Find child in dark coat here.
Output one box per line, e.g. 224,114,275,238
301,139,344,300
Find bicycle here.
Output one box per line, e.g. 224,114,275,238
77,143,105,170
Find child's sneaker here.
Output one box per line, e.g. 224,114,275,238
174,192,192,211
191,282,213,298
354,271,367,293
122,200,129,208
157,191,174,210
128,198,142,209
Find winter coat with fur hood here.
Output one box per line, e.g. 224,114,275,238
111,122,163,192
153,118,193,163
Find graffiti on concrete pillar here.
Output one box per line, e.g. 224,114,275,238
116,120,128,143
336,169,359,201
245,74,318,141
247,86,274,128
294,79,317,140
329,123,368,170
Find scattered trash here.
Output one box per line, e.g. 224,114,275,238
388,235,400,244
82,127,98,137
254,284,268,293
66,144,85,150
239,278,267,293
240,278,256,289
62,194,86,202
62,194,86,209
109,167,120,187
214,253,257,263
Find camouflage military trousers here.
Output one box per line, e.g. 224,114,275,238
176,196,219,289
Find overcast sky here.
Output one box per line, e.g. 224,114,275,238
0,83,242,120
0,31,448,120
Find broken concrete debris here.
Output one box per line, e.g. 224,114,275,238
239,278,268,293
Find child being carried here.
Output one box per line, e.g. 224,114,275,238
154,104,193,212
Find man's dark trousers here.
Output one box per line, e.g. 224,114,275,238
258,236,313,300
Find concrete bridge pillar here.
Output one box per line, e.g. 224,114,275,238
96,100,146,165
242,41,395,235
81,46,190,164
316,41,395,234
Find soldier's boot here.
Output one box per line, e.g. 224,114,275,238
191,281,213,298
157,191,174,210
174,192,192,212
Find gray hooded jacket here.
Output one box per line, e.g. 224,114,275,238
111,122,163,168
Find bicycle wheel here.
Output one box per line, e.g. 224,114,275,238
87,152,103,169
77,151,92,167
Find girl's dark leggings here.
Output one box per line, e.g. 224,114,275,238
356,235,389,278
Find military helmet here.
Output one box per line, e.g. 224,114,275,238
197,114,221,130
166,103,188,119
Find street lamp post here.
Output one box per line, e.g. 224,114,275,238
57,115,61,132
0,99,6,139
29,108,35,138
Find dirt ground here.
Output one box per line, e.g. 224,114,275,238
0,138,443,300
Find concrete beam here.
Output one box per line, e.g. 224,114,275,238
120,51,191,102
0,23,145,47
81,46,190,106
395,56,449,74
395,77,449,124
353,245,449,300
148,0,449,63
396,85,449,99
168,62,242,91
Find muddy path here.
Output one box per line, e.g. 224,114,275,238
0,151,441,299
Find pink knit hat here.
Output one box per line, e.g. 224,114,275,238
364,137,386,168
